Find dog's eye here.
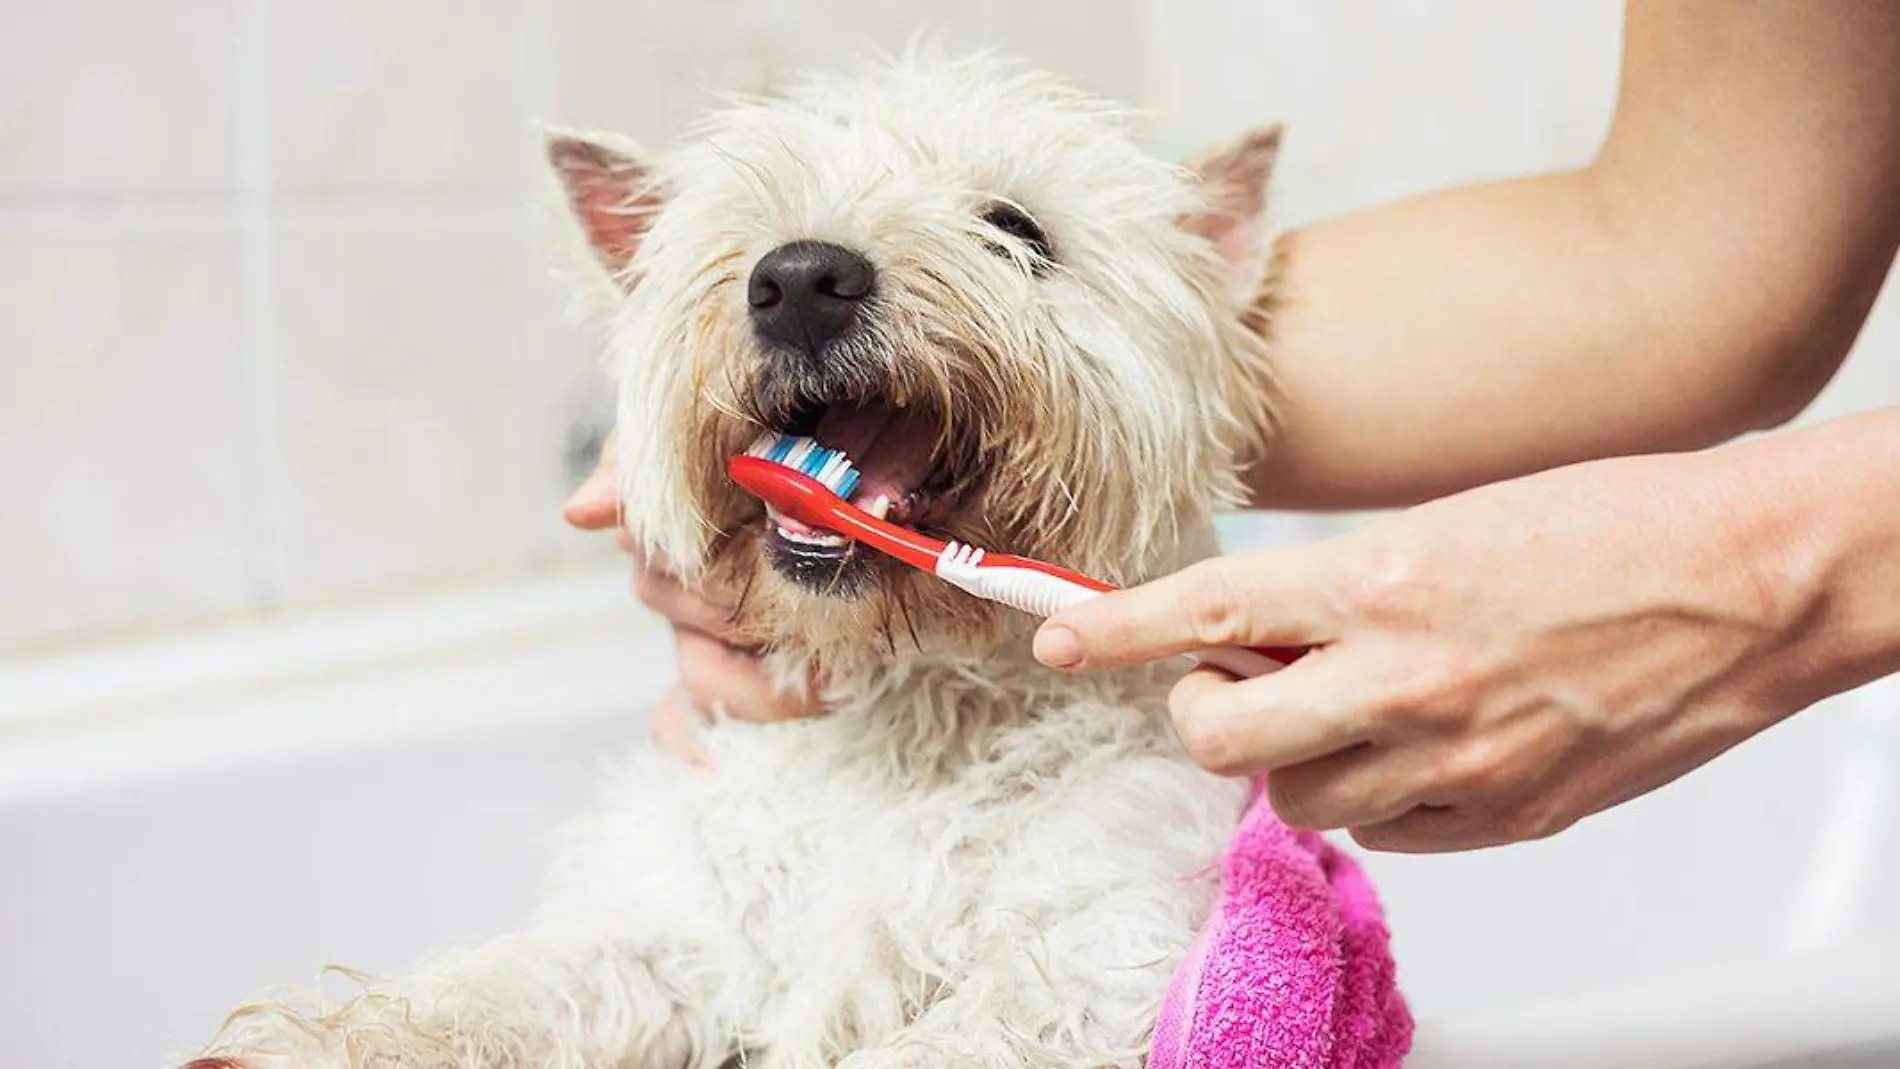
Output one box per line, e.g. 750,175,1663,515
979,203,1053,270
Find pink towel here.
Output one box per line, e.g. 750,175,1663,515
1151,780,1413,1068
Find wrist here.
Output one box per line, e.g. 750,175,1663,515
1707,409,1900,716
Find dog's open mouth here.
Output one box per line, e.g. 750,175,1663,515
753,398,961,595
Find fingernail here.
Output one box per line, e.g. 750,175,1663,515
1034,623,1083,668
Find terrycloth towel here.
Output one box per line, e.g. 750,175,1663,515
1150,779,1413,1068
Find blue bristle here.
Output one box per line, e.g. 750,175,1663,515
750,433,861,497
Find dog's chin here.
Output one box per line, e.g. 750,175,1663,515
759,533,882,598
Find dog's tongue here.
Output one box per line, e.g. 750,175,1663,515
812,403,936,510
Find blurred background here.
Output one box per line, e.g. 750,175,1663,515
2,2,1897,1066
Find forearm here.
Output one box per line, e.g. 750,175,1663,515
1726,405,1900,714
1249,0,1900,509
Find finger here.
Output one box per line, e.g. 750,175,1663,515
675,630,822,725
615,528,639,558
635,568,742,640
1034,549,1340,671
1265,742,1435,831
650,686,715,775
1350,805,1501,854
1167,653,1371,777
562,432,622,531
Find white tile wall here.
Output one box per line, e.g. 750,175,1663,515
271,0,524,192
0,227,250,647
2,0,1892,651
0,1,239,194
270,218,553,601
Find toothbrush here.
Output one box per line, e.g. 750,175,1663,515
729,433,1303,679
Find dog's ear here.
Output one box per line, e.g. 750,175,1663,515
1180,125,1282,288
545,128,663,283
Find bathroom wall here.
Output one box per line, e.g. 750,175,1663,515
3,1,1896,653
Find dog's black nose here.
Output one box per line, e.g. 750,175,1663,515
747,241,875,359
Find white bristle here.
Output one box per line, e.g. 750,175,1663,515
742,432,862,499
816,452,848,488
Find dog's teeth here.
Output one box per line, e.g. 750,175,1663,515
866,495,892,520
773,522,846,547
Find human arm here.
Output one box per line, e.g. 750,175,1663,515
1250,0,1900,509
1038,406,1900,851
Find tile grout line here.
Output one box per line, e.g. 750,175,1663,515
236,0,287,609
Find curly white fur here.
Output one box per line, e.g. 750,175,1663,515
191,49,1284,1069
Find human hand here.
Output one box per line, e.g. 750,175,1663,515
564,432,822,770
1034,450,1822,852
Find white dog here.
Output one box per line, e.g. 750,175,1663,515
190,51,1285,1069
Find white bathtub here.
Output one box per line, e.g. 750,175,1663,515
4,568,1898,1068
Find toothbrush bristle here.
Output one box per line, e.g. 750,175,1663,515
746,433,861,498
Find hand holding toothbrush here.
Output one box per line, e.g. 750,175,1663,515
1033,428,1900,855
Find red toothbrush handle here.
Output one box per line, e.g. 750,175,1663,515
728,456,1307,675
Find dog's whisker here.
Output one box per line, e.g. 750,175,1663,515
894,581,925,656
730,568,758,629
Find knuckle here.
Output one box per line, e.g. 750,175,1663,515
1362,649,1475,737
1266,776,1323,830
1438,737,1514,796
1172,689,1246,775
1348,824,1400,853
631,568,668,609
1183,563,1249,648
1344,542,1438,623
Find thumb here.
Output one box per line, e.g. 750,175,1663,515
1034,547,1340,670
562,431,622,531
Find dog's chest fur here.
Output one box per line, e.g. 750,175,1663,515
593,663,1246,1056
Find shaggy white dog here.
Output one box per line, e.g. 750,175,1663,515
190,51,1285,1069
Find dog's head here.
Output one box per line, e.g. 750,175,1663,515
550,53,1280,668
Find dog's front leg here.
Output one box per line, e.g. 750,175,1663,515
827,931,1163,1069
186,928,720,1069
836,769,1239,1069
